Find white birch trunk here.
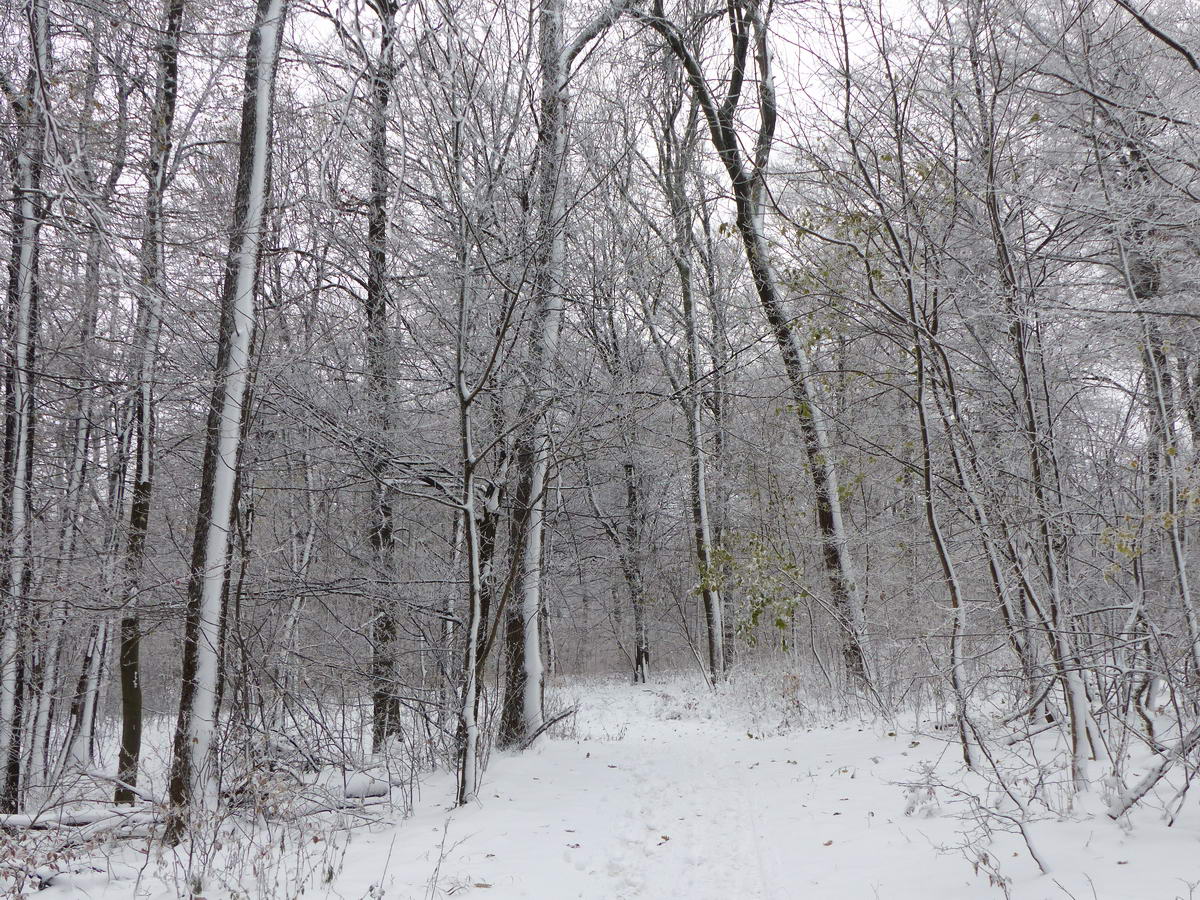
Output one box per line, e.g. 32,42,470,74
60,622,109,774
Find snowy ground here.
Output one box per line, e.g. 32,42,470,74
39,674,1200,899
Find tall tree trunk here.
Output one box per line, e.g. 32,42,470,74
366,0,402,752
662,113,724,681
456,452,483,802
584,290,652,682
500,0,571,746
495,0,633,746
1124,261,1200,676
447,100,515,797
116,0,185,806
165,0,287,842
909,319,976,769
638,0,872,687
701,209,737,673
622,461,651,683
964,22,1094,791
0,0,49,813
25,16,129,800
1111,135,1200,675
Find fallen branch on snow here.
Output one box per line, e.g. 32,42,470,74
1108,722,1200,819
519,706,578,751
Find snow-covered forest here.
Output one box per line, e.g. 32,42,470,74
4,0,1200,895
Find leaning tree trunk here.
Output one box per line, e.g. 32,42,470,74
165,0,287,843
60,621,109,774
636,0,872,688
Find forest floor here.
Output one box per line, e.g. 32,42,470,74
39,673,1200,899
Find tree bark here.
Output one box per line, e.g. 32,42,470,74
116,0,184,807
364,0,402,754
500,0,571,746
663,115,724,682
165,0,287,842
0,0,49,813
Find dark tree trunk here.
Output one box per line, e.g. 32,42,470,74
116,0,185,805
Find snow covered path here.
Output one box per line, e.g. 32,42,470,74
440,717,979,899
49,677,1200,899
332,683,988,899
330,679,1200,900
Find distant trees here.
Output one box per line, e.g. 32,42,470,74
634,0,875,690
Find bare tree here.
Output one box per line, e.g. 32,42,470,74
165,0,289,841
630,0,874,689
114,0,186,806
0,0,49,813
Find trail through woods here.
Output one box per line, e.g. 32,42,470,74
388,693,986,899
329,679,1200,899
43,676,1200,898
